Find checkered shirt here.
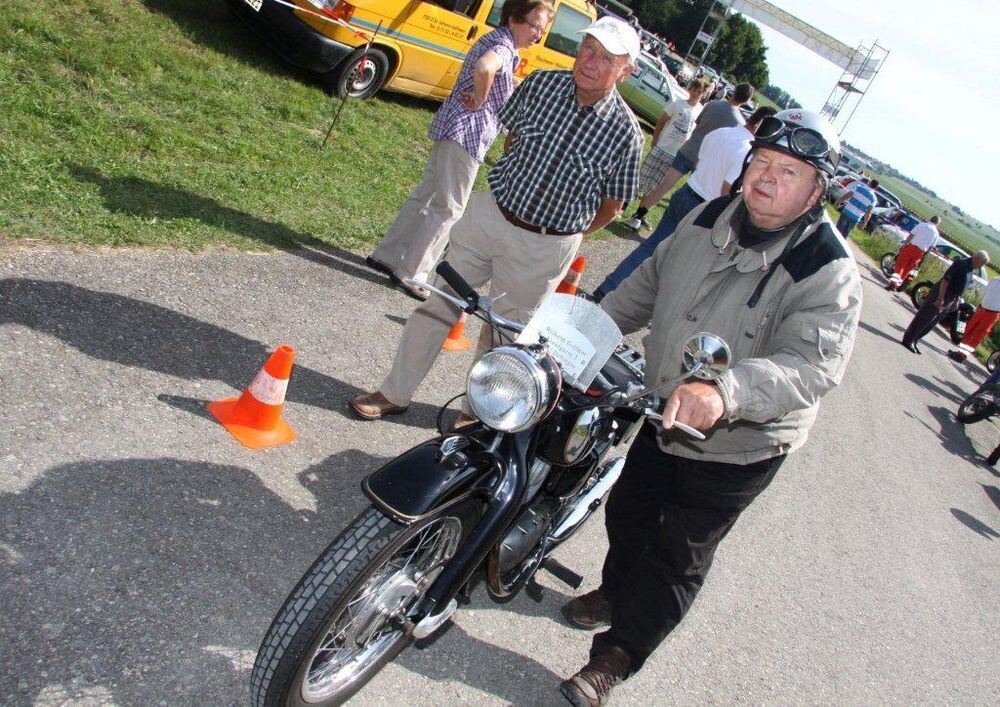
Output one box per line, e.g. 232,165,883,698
429,27,518,163
487,70,643,233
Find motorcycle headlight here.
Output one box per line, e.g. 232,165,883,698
467,347,557,432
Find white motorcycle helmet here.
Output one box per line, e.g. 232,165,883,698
751,109,841,178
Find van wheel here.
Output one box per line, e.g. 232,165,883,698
329,47,390,99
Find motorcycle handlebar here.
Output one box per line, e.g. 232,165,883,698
436,261,479,311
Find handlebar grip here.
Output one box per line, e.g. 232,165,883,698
436,261,479,309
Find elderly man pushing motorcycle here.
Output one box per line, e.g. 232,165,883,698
559,110,863,706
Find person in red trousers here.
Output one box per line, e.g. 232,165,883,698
887,215,940,291
949,277,1000,362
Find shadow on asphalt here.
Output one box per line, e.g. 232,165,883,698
0,452,377,703
66,165,385,286
982,484,1000,511
0,444,592,704
857,320,901,346
904,374,965,405
904,406,982,466
401,623,565,705
0,279,440,430
949,508,999,539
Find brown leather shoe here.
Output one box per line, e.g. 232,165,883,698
397,279,430,302
349,391,408,421
561,588,611,630
560,645,631,706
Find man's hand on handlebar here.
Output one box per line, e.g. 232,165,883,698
661,381,724,432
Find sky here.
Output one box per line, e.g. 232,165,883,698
737,0,1000,229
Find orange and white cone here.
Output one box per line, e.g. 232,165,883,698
208,345,297,450
556,257,587,295
442,312,472,352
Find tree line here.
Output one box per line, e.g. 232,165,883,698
626,0,769,88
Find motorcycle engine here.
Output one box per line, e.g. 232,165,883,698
496,496,558,576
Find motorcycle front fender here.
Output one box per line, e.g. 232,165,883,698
362,434,500,524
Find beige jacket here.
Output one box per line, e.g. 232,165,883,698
601,196,863,464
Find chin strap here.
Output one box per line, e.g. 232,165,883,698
746,204,822,309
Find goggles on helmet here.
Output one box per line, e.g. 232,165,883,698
753,115,833,164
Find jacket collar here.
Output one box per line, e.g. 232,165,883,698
709,198,823,274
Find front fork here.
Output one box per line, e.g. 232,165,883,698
416,429,533,619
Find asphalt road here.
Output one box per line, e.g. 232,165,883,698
1,233,998,706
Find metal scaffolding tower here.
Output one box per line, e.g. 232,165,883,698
820,41,889,135
685,0,733,69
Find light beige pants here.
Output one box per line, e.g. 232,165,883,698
371,139,479,284
379,192,582,409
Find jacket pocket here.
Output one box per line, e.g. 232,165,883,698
800,322,844,361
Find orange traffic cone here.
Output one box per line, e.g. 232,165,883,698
442,313,472,352
556,256,587,295
208,345,297,450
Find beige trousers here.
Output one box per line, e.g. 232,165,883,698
379,192,582,409
371,139,479,284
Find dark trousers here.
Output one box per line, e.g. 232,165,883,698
592,424,784,672
836,212,859,238
902,287,955,346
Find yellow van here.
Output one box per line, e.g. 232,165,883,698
228,0,597,100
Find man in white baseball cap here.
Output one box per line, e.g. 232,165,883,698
580,15,641,63
349,15,644,427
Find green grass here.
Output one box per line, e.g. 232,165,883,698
874,172,1000,262
0,0,507,251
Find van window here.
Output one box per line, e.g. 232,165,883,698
429,0,476,17
485,0,505,26
545,4,590,57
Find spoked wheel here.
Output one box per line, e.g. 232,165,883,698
957,394,996,424
910,281,933,308
251,506,468,706
880,252,896,278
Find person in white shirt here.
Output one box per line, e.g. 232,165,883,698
624,79,707,231
595,106,776,300
949,276,1000,361
887,215,940,290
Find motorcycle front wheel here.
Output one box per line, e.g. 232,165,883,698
956,395,996,424
251,505,472,706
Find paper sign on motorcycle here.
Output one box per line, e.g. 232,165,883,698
516,294,623,391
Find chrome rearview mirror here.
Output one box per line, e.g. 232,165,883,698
682,332,731,380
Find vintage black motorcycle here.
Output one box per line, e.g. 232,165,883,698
250,262,730,706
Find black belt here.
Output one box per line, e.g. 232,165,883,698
497,204,576,236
